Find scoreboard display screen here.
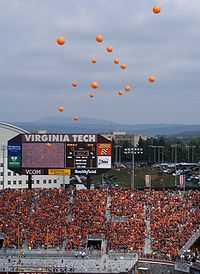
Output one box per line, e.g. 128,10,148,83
22,143,65,168
66,143,96,169
7,134,112,175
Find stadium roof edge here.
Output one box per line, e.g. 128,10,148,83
0,122,29,134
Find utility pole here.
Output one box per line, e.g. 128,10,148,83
158,147,160,163
114,145,122,167
191,146,196,163
157,146,164,163
114,145,118,167
153,147,156,163
118,146,122,166
185,145,190,162
185,145,196,163
149,146,156,163
161,147,164,163
149,146,164,164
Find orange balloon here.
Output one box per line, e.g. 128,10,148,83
91,58,97,64
106,46,113,53
72,81,78,88
124,84,133,92
153,6,161,14
96,34,104,43
89,93,95,98
120,64,127,70
56,36,65,46
73,116,80,122
90,81,99,89
148,75,156,83
117,91,124,96
114,58,120,64
58,106,64,112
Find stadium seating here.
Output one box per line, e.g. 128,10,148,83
66,189,107,249
149,190,200,260
0,188,200,261
108,190,145,252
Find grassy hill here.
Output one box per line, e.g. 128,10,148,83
92,168,176,189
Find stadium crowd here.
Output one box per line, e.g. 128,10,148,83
0,188,200,261
108,190,145,252
149,190,200,260
66,189,107,249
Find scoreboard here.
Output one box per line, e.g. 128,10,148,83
66,143,97,169
8,134,112,176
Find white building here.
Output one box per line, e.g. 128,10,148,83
103,132,147,146
0,122,70,189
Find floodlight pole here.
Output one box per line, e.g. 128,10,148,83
2,145,6,190
171,144,178,188
175,145,177,188
114,145,119,167
131,148,135,191
124,146,143,190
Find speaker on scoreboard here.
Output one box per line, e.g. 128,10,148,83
0,233,4,249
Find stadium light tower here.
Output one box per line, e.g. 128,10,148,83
114,144,122,167
124,146,143,190
171,144,178,187
0,144,6,190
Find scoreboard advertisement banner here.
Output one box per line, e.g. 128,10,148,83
8,134,112,175
97,143,112,156
8,145,21,170
97,156,111,168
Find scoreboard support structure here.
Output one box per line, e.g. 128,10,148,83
27,174,32,190
86,174,92,189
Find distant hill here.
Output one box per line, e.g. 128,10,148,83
11,117,200,137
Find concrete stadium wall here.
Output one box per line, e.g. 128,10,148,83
137,260,186,274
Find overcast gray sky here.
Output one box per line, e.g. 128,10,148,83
0,0,200,124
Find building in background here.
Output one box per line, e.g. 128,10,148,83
103,132,147,146
0,122,69,189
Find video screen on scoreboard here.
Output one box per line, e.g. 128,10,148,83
22,143,65,168
66,143,97,169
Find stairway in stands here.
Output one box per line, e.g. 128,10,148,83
180,225,200,254
67,190,75,223
103,190,112,254
105,191,112,222
144,204,152,255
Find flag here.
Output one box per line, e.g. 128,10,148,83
179,175,185,189
145,175,151,188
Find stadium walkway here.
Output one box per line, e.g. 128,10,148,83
144,205,152,255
